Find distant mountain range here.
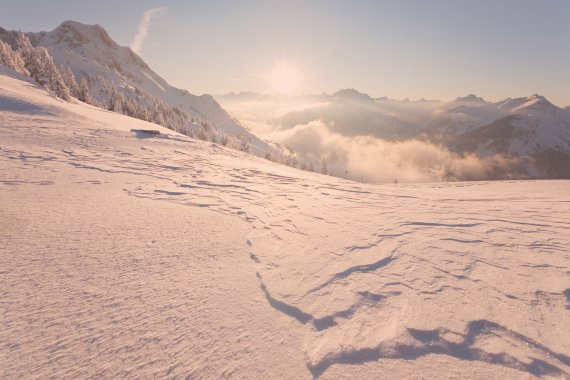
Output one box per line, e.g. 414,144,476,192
218,89,570,178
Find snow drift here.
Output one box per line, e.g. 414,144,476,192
1,73,570,379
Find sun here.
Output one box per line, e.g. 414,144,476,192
266,62,300,95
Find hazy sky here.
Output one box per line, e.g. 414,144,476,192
2,0,570,105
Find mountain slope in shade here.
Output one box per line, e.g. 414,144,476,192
423,95,506,136
0,20,273,155
451,95,570,156
427,93,569,141
2,73,570,379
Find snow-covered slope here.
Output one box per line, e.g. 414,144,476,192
427,94,570,154
449,94,570,174
424,94,507,136
2,74,570,379
0,20,273,155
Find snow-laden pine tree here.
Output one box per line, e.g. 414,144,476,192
32,47,70,100
60,65,79,98
0,38,29,75
14,33,70,100
77,78,92,104
114,91,125,114
14,32,34,64
107,86,118,112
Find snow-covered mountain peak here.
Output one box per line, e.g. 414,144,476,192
51,21,118,50
454,94,486,103
527,93,548,103
333,88,373,102
35,21,148,72
496,97,527,111
511,93,559,114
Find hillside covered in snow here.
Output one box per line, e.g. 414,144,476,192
2,72,569,379
0,20,275,156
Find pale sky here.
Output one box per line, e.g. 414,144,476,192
2,0,570,106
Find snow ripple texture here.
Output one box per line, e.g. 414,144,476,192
1,75,570,378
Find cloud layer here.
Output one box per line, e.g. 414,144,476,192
271,120,524,183
218,96,526,183
130,7,168,55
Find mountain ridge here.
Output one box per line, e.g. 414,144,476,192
217,89,570,179
0,20,276,156
218,89,567,108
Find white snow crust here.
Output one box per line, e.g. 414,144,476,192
2,74,570,379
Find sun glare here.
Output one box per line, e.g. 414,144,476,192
267,62,300,95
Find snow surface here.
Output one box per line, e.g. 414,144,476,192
2,74,570,379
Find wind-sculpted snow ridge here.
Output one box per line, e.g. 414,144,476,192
2,74,570,378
